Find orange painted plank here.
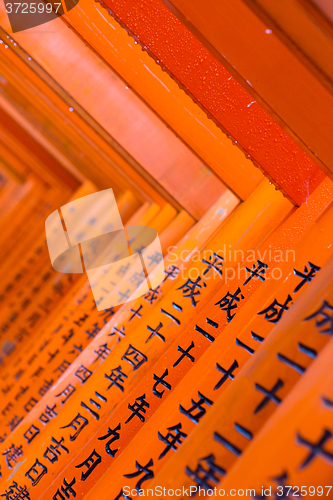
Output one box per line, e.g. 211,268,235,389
0,21,226,219
99,0,327,204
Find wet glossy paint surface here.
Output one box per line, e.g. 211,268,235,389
102,0,326,205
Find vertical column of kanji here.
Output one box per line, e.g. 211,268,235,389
0,190,145,434
0,200,165,433
218,290,333,495
0,183,94,314
0,181,293,499
0,189,238,473
0,179,51,322
0,197,165,436
0,185,96,437
77,178,333,499
0,178,46,262
0,194,185,453
125,216,333,499
0,188,136,372
0,187,59,352
0,184,81,371
0,183,97,370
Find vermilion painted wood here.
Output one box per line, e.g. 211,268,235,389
0,183,93,312
84,186,333,500
0,192,237,463
0,22,226,220
241,0,333,90
220,259,333,492
0,192,141,376
32,182,329,499
101,0,326,205
59,0,263,201
158,0,333,182
0,201,176,418
0,182,292,495
0,193,232,425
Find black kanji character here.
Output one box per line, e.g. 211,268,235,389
109,326,125,341
152,369,171,399
85,323,101,340
81,392,107,420
144,286,161,306
215,287,244,322
74,365,92,384
124,459,154,493
258,295,293,323
202,253,224,277
24,397,38,413
0,481,30,500
126,395,150,424
105,366,128,392
39,404,58,425
129,305,143,321
160,303,182,325
98,423,121,457
74,314,89,327
62,330,74,345
163,265,180,283
99,307,115,324
179,392,213,424
54,360,70,375
75,449,101,481
94,343,111,363
297,429,333,469
25,459,47,486
194,324,215,343
3,403,14,418
53,478,76,499
214,360,239,390
121,345,147,371
69,344,83,354
56,384,76,405
185,454,225,494
243,260,268,285
146,322,165,343
305,300,333,336
254,379,284,414
177,277,205,307
39,379,54,397
8,416,23,432
43,436,69,464
158,423,187,459
61,413,88,441
23,425,39,444
173,341,195,367
293,262,321,293
2,444,23,469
